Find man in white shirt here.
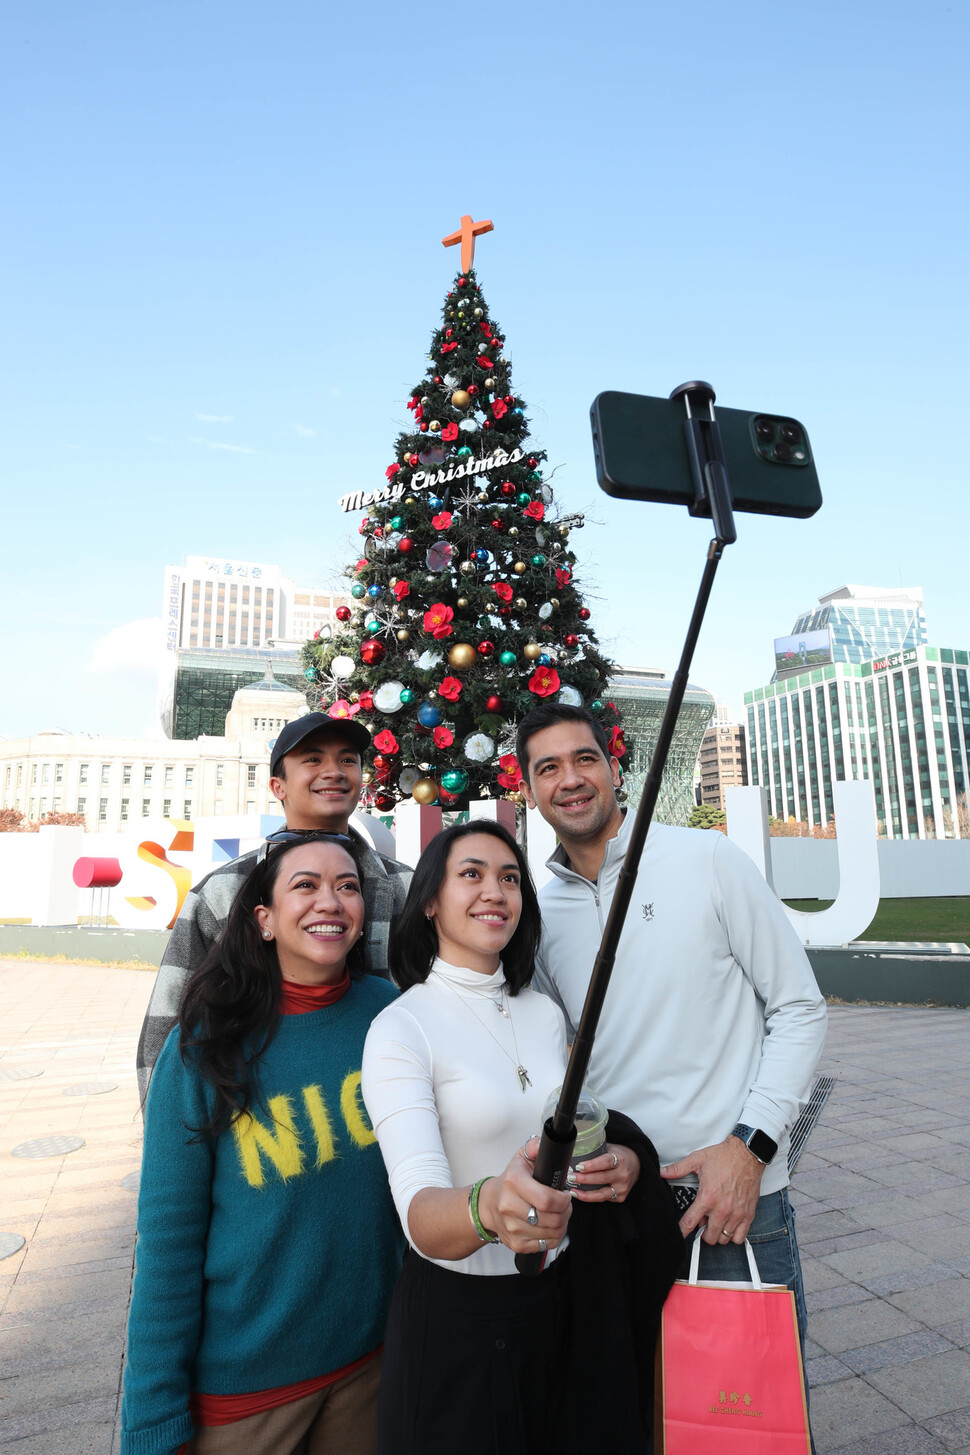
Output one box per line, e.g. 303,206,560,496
516,703,827,1348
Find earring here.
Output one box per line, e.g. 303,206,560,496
263,931,273,941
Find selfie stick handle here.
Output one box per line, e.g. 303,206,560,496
516,382,736,1276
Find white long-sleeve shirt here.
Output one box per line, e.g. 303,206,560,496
533,817,827,1197
361,956,568,1275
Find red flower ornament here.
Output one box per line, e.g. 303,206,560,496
433,726,454,749
607,727,626,759
432,511,453,531
555,567,572,589
524,500,545,521
438,677,462,702
440,423,459,442
423,603,455,639
385,463,401,480
441,341,458,353
491,582,513,604
373,730,399,754
327,699,360,720
497,753,522,791
392,581,410,601
528,665,561,698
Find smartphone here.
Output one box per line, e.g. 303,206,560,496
590,390,822,518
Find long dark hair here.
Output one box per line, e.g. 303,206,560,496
179,836,366,1137
392,820,540,995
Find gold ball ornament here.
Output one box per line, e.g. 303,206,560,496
485,376,496,388
515,597,527,610
523,642,542,660
396,629,410,642
476,491,489,503
508,527,519,538
456,597,470,609
405,497,416,507
550,598,560,610
513,561,527,575
447,642,477,670
451,389,471,409
412,776,440,805
361,767,374,785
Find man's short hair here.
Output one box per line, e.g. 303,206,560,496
516,704,612,783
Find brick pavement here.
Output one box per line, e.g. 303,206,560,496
2,960,970,1452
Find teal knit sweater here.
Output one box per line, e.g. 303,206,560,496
121,977,403,1455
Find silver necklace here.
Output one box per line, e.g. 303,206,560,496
438,977,532,1092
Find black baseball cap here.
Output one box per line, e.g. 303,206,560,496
270,712,371,777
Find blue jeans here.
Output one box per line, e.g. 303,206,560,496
676,1189,815,1450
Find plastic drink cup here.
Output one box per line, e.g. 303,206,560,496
542,1085,609,1187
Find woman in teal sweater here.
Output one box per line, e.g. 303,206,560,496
121,832,402,1455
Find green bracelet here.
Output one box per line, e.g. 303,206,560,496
468,1176,499,1244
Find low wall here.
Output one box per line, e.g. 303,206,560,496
0,924,170,966
808,946,970,1007
771,838,970,901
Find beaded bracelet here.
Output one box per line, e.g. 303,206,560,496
468,1176,499,1244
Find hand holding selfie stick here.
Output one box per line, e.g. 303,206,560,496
516,382,737,1275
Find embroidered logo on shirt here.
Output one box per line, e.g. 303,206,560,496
642,902,654,921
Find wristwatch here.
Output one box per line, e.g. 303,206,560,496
732,1123,778,1165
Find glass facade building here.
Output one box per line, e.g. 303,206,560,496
744,647,970,839
789,585,926,669
610,669,715,826
171,648,305,740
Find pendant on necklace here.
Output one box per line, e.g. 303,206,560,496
517,1065,532,1093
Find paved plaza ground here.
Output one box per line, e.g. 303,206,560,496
2,958,970,1452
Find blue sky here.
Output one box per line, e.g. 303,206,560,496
3,0,967,738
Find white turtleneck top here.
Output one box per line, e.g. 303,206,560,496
361,957,569,1275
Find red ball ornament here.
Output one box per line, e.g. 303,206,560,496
468,384,479,397
374,793,396,810
528,457,538,468
497,605,512,618
373,754,391,771
500,481,516,497
478,641,495,656
504,394,513,404
458,276,467,286
398,538,414,553
565,633,579,648
486,695,504,713
373,526,384,539
420,423,428,432
359,690,374,712
578,607,591,621
360,640,386,666
438,788,461,806
408,453,419,466
491,518,504,531
434,376,442,384
336,606,351,622
482,420,492,430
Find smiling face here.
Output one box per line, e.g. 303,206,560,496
269,730,363,833
520,720,623,849
427,832,523,976
253,840,364,985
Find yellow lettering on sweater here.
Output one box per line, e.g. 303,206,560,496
302,1085,337,1167
233,1094,303,1187
341,1070,376,1147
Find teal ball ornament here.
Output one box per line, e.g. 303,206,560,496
440,768,469,795
351,582,366,599
390,515,404,530
532,554,546,568
366,618,382,634
591,699,603,712
304,667,317,680
517,492,532,506
400,687,416,705
499,650,517,667
457,446,473,458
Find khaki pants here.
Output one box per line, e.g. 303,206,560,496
185,1353,381,1455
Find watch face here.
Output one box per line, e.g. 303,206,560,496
748,1128,778,1164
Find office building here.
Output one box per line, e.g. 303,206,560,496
776,584,926,679
610,668,715,825
745,645,970,839
697,721,748,810
159,556,350,737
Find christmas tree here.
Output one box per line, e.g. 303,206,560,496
303,217,619,810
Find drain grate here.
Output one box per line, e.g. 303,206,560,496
788,1075,836,1173
11,1135,85,1159
63,1082,118,1097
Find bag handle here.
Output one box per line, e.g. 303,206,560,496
688,1227,762,1288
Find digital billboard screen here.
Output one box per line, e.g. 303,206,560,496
774,628,832,676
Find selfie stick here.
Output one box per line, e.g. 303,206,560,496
516,382,737,1275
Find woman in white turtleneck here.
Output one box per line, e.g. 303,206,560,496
361,821,640,1455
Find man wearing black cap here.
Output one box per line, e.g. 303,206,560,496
135,713,412,1101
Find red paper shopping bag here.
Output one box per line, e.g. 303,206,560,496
656,1234,811,1454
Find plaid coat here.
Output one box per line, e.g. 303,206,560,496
135,831,412,1103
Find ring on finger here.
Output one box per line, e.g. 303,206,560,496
538,1238,547,1253
610,1185,617,1201
610,1151,618,1169
526,1205,539,1227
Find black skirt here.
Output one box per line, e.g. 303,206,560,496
377,1247,570,1455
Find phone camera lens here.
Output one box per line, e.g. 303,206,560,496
755,420,774,441
781,424,800,444
773,441,793,463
